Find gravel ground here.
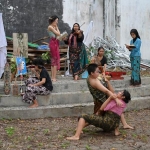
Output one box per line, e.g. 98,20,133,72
0,109,150,150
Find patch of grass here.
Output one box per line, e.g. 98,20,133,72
83,128,90,133
132,133,137,138
140,134,148,143
61,142,70,149
58,134,64,139
119,130,127,136
39,143,43,146
43,129,50,135
86,145,91,150
27,145,32,149
5,126,15,136
27,136,32,141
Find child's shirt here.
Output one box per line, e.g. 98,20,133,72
104,99,126,116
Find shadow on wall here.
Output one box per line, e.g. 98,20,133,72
1,0,71,42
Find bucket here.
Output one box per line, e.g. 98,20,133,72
81,70,88,79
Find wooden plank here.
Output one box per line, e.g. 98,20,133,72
32,36,49,43
59,49,67,53
42,42,49,45
13,33,28,58
7,47,49,53
60,57,68,62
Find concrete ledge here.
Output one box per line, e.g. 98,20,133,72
0,95,51,107
0,96,150,119
1,76,150,94
1,85,150,107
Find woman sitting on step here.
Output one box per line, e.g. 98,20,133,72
22,58,53,108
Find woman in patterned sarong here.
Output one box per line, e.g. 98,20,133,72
48,15,61,82
22,58,53,108
86,64,133,130
64,23,88,80
67,90,131,140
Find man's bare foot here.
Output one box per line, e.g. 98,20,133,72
66,136,79,140
115,128,120,136
115,131,120,136
29,104,38,108
123,124,134,129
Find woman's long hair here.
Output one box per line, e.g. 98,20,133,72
130,29,141,39
48,15,59,25
71,23,80,33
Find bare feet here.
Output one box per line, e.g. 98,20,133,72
74,75,80,81
115,131,120,136
29,104,38,108
20,93,25,96
115,128,120,136
52,79,57,82
66,136,79,140
123,124,134,129
74,75,78,81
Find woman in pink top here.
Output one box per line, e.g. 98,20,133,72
66,90,131,140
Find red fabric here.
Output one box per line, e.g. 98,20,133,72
69,34,77,48
49,38,60,70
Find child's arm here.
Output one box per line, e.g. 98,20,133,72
100,97,122,111
100,96,112,111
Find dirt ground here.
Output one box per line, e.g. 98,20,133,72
0,109,150,150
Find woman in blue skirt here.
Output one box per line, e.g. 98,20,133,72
126,29,141,86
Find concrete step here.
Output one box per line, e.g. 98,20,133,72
0,96,150,119
0,76,150,94
52,76,150,93
0,85,150,107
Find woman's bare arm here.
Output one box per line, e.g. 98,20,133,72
48,26,60,36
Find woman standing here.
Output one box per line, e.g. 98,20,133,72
64,23,88,80
125,29,141,86
90,47,107,74
48,15,61,82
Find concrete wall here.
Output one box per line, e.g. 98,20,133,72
0,0,103,43
63,0,103,39
0,0,71,42
119,0,150,60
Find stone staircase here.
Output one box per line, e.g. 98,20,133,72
0,76,150,119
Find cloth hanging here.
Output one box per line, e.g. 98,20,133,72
0,13,7,78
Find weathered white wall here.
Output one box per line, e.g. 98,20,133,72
119,0,150,60
104,0,116,38
62,0,103,40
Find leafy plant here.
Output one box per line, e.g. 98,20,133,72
10,57,17,73
41,52,50,61
5,126,15,136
